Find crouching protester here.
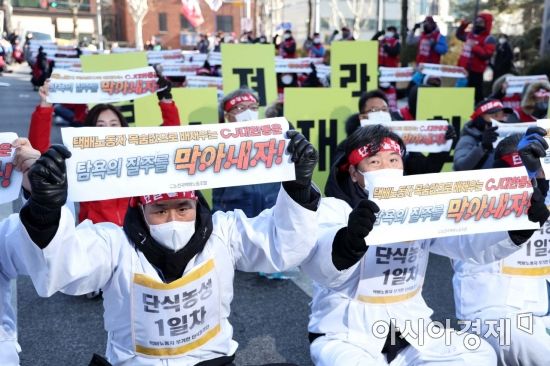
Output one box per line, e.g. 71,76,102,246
302,125,550,365
11,131,320,366
453,128,550,366
0,138,41,365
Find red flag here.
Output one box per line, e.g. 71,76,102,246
181,0,205,27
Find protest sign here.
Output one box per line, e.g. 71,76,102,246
284,88,356,191
52,57,81,71
275,57,324,73
160,62,203,77
365,167,538,245
47,67,159,104
379,67,414,83
222,44,277,108
134,88,219,127
61,118,294,202
492,120,536,146
417,63,468,78
506,75,549,95
0,133,23,204
360,120,452,153
146,50,183,64
331,41,378,99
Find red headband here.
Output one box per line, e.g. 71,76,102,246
223,93,257,112
470,100,505,120
500,152,523,167
129,191,197,207
347,138,402,167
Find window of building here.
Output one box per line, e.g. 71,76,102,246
159,13,168,32
216,15,233,32
180,15,194,31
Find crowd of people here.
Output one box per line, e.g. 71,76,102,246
1,9,550,366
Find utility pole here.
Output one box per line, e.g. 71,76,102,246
542,0,550,57
96,0,104,51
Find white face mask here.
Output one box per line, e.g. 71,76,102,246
313,38,321,44
234,109,259,122
148,220,196,252
385,31,395,39
281,74,294,85
360,111,392,127
361,168,403,194
498,38,506,45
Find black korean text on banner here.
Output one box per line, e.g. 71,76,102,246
284,88,356,193
222,44,277,108
331,41,378,99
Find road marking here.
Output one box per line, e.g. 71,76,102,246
18,94,30,98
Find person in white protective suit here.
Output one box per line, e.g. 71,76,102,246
452,127,550,366
0,138,41,366
301,124,550,366
8,130,320,366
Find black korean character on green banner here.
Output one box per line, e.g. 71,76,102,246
340,64,370,98
232,68,267,106
297,119,338,171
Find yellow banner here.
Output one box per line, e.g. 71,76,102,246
331,41,378,99
284,88,356,193
221,44,277,108
416,87,475,171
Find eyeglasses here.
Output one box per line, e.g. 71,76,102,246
228,103,259,114
359,107,389,120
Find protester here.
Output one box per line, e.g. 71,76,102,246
277,30,297,59
457,13,497,103
373,26,401,68
308,33,326,58
197,33,210,54
490,73,522,109
13,124,319,364
453,98,512,171
453,129,550,366
508,81,550,122
407,16,448,65
0,138,41,366
492,34,515,82
303,124,549,366
30,46,50,91
340,26,355,41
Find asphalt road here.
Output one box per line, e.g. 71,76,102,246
0,64,457,366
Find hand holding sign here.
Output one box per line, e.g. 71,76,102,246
517,126,548,179
285,130,318,188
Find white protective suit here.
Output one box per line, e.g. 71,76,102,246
303,197,526,366
452,219,550,366
8,187,318,366
0,214,26,366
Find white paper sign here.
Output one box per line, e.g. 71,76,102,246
379,67,414,83
47,67,158,104
537,119,550,177
161,62,202,77
418,63,467,78
492,120,536,146
360,120,452,153
0,133,23,204
147,50,183,64
186,75,223,90
275,58,324,73
506,75,549,95
61,118,295,202
366,167,538,245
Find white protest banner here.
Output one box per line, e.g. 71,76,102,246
61,118,294,202
111,47,138,53
417,63,467,78
364,167,538,245
47,67,159,104
160,62,202,77
186,75,223,90
537,119,550,177
0,133,23,204
506,75,549,95
207,52,222,66
52,57,82,71
379,67,414,83
147,50,183,64
275,57,324,73
360,120,452,153
492,120,536,145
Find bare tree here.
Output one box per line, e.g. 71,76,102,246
3,0,13,34
329,0,372,39
68,0,85,41
127,0,149,50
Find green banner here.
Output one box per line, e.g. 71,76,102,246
221,44,277,109
284,88,356,193
331,41,378,99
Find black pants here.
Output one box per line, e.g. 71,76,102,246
468,71,484,104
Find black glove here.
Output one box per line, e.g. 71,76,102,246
374,30,384,38
332,200,380,270
332,30,339,36
156,76,172,101
518,126,548,179
481,126,498,151
413,22,421,30
508,185,550,244
20,145,71,248
282,130,319,208
445,124,457,142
